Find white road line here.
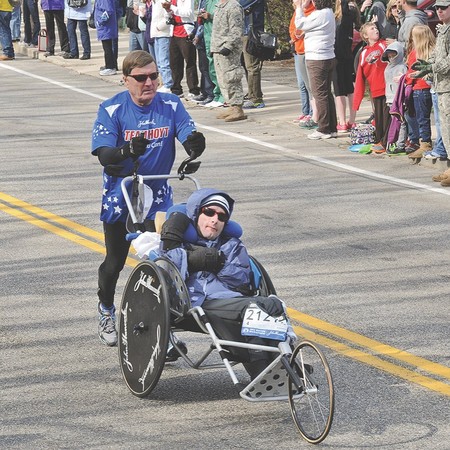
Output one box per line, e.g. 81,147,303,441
5,63,449,197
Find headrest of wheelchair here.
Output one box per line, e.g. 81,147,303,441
166,204,242,243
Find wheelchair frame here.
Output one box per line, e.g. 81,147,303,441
118,161,335,444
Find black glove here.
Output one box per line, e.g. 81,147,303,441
104,164,125,177
160,212,191,250
219,47,231,56
120,133,150,160
182,131,206,159
187,245,226,273
410,59,432,78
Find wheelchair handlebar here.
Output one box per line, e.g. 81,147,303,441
120,157,201,229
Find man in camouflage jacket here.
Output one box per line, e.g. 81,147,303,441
210,0,247,122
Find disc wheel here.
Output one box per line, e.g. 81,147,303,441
288,341,334,444
118,261,170,398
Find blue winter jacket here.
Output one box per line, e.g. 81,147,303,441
161,188,253,307
95,0,118,40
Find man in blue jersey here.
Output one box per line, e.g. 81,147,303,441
92,50,206,346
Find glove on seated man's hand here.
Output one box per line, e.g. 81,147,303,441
160,212,192,251
187,245,226,273
182,131,206,159
120,133,151,160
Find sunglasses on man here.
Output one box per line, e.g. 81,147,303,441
201,207,229,223
436,4,449,10
128,72,160,82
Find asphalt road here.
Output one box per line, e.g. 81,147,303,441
1,54,450,450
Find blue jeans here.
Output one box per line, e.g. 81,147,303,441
23,0,40,45
129,31,145,51
407,89,432,143
10,3,21,40
294,53,312,116
154,36,173,89
432,91,447,157
0,11,14,57
67,18,91,57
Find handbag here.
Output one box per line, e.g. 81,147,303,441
245,1,277,61
350,124,376,145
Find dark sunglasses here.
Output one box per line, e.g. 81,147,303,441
201,207,229,222
436,4,449,9
128,72,160,82
391,5,398,9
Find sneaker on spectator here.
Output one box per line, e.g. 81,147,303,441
405,139,420,154
371,142,385,154
293,114,307,123
299,118,318,129
192,93,207,102
347,122,357,129
242,100,265,109
307,130,332,140
299,115,311,124
157,86,171,93
98,303,117,347
337,123,349,133
99,68,117,76
386,144,406,155
199,96,214,105
423,151,439,160
203,100,224,108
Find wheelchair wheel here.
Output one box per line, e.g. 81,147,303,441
118,260,170,398
288,341,334,444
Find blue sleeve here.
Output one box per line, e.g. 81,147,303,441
174,99,197,145
92,103,121,154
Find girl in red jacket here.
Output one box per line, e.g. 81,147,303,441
353,22,389,153
404,24,436,159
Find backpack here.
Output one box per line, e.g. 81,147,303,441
68,0,88,8
350,124,376,145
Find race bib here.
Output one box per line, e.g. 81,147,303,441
241,302,288,341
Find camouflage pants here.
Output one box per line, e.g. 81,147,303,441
213,51,244,106
438,92,450,153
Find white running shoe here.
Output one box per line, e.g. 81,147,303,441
99,68,117,76
157,86,171,93
98,303,118,346
203,100,224,108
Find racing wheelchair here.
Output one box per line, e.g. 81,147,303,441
117,158,335,444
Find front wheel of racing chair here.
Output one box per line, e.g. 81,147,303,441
288,341,334,444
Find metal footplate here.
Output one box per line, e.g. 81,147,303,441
239,358,292,402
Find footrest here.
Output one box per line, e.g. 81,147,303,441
240,359,290,402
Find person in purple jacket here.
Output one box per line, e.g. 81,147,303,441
41,0,70,57
94,0,118,75
159,188,295,379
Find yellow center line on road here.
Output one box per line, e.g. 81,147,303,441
287,308,450,382
1,193,449,397
292,324,450,397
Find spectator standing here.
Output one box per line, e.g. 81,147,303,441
0,0,15,60
240,0,265,109
143,0,156,59
353,22,389,152
289,5,314,123
162,0,200,98
92,50,205,346
382,41,407,154
126,0,146,51
397,0,427,48
192,0,214,104
211,0,247,122
9,0,20,41
22,0,41,47
150,0,173,93
95,0,118,75
294,0,338,140
41,0,71,57
377,0,401,41
424,1,450,184
405,24,435,159
333,0,359,132
64,0,92,60
197,0,225,107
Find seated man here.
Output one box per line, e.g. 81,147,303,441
159,187,296,379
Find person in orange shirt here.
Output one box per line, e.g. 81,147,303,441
289,1,317,127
